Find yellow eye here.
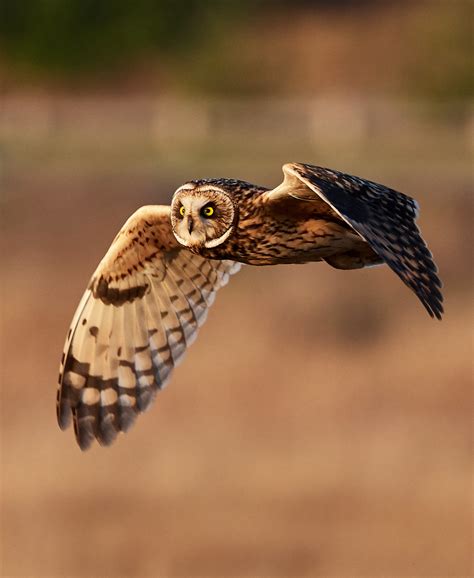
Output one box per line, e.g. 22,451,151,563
179,206,185,217
202,205,214,218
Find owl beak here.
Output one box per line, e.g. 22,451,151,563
187,217,194,234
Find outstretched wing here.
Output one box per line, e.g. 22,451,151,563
267,162,443,319
57,205,240,449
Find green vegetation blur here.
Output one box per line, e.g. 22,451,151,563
1,1,250,74
1,0,472,100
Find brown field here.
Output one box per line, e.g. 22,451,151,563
1,101,472,576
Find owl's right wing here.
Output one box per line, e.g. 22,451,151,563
266,163,443,319
57,205,240,450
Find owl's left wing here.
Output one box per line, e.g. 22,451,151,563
57,205,240,449
266,162,443,319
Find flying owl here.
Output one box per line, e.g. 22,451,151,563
57,162,443,449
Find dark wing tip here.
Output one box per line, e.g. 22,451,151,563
73,407,96,451
72,401,124,450
97,418,120,447
56,381,70,430
418,275,444,320
406,239,444,321
287,163,445,320
419,289,444,320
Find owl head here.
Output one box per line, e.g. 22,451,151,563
170,183,237,249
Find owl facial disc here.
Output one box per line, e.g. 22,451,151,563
171,185,236,250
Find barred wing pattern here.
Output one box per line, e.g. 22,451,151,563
57,206,240,449
270,163,443,319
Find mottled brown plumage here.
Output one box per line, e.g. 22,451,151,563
57,162,443,449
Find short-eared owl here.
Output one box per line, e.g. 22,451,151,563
58,162,443,449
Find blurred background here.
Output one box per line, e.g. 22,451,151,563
1,0,472,576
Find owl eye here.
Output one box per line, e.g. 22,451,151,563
179,205,186,217
201,205,215,218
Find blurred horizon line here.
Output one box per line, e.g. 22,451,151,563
2,93,473,149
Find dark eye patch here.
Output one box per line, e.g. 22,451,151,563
201,203,216,218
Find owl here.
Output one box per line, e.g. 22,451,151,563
57,162,443,449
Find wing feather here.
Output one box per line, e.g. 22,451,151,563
57,205,240,449
267,163,443,319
